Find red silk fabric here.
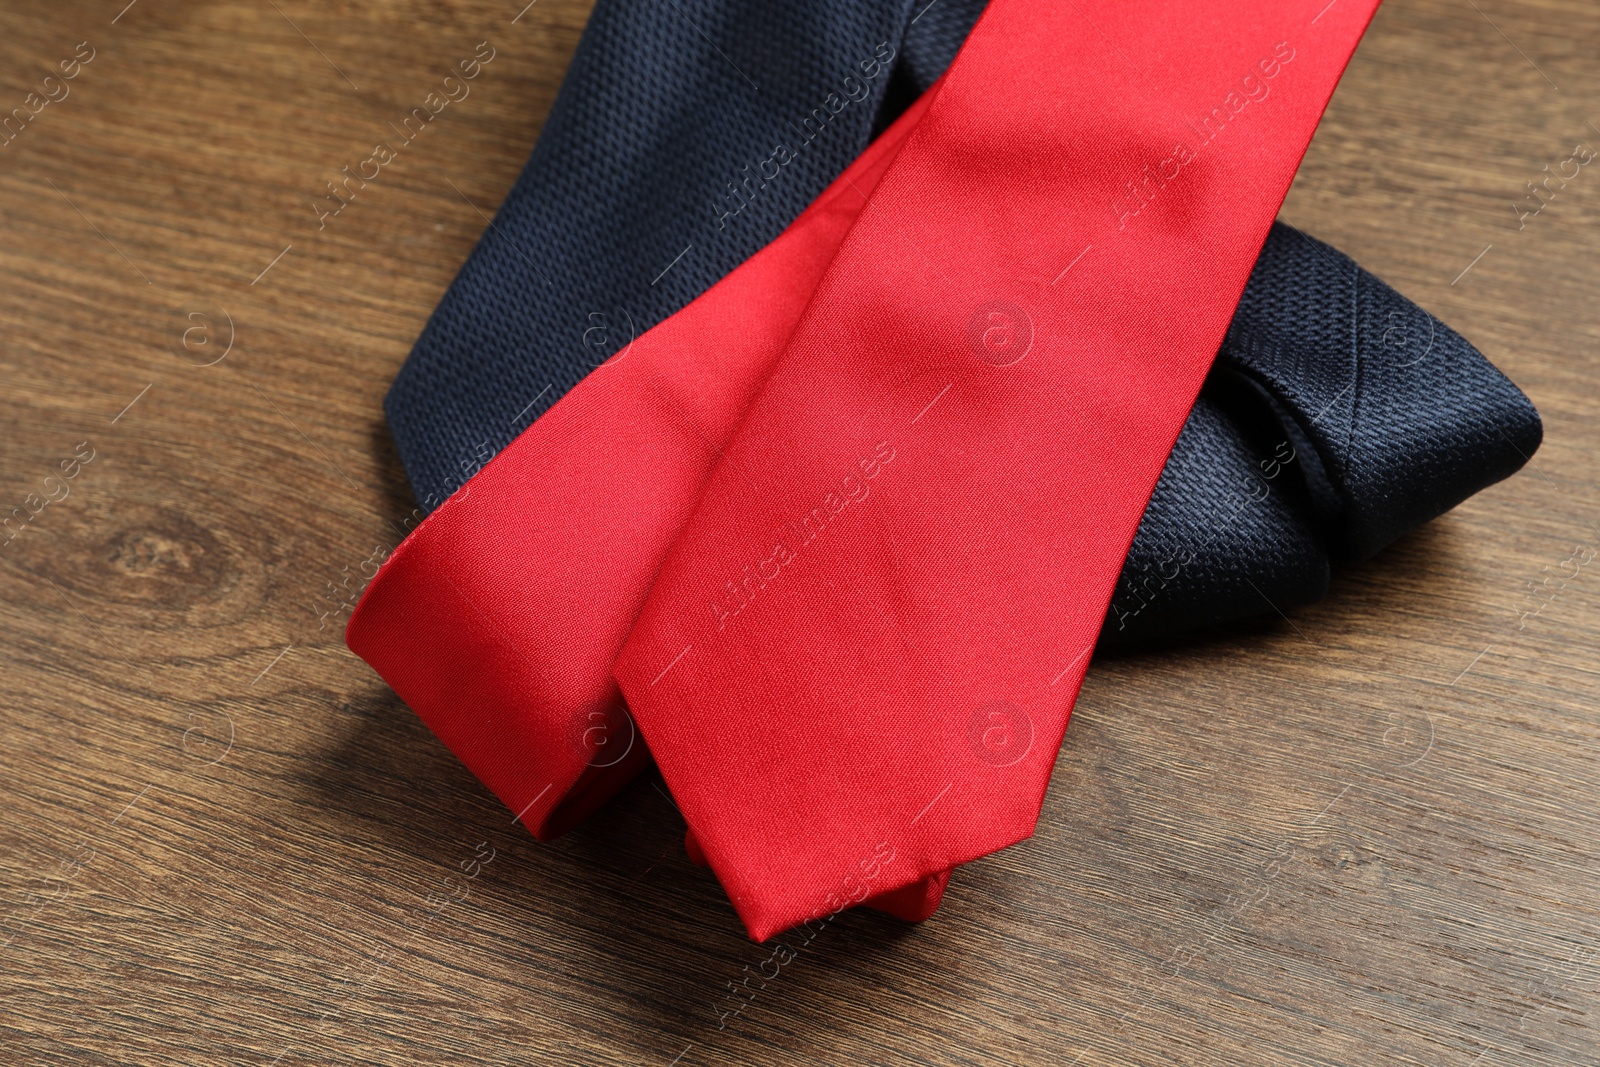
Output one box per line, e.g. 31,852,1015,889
351,0,1380,940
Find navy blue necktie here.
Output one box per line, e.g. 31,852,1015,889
384,0,1540,651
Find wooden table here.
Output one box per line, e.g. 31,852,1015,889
2,1,1596,1064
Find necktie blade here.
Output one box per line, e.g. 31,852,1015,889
614,0,1385,939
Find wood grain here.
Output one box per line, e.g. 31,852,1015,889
2,1,1598,1064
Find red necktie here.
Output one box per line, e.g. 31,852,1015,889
352,0,1382,940
611,0,1382,940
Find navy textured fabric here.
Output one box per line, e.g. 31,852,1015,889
1102,222,1542,649
388,0,949,511
386,0,1540,650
